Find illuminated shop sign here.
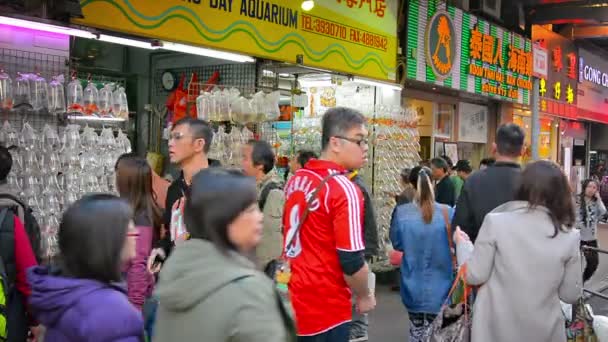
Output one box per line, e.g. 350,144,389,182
579,58,608,88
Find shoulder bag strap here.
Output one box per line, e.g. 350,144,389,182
441,205,457,272
284,171,348,253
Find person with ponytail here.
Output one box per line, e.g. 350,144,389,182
389,166,455,342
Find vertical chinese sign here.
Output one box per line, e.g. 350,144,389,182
406,0,533,105
531,26,578,119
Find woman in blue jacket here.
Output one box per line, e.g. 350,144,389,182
390,166,454,342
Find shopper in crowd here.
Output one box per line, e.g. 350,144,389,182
153,168,295,342
430,157,456,207
241,139,285,267
576,178,607,283
290,150,318,174
390,166,454,342
441,155,465,200
349,170,379,342
115,155,164,340
454,159,473,201
28,194,143,341
479,157,495,170
147,118,214,273
284,107,375,342
0,146,40,341
452,124,525,242
454,161,581,342
395,168,415,206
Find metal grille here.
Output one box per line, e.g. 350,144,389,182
0,48,68,133
153,63,257,99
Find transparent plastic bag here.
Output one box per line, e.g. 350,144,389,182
83,82,99,115
99,84,114,117
112,87,129,119
0,70,13,110
48,75,66,114
67,79,84,113
14,73,31,108
30,73,48,111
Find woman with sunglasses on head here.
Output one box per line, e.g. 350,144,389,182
390,166,455,342
27,194,143,341
454,161,581,342
153,168,295,342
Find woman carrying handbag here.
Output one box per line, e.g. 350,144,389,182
390,166,456,342
453,161,581,342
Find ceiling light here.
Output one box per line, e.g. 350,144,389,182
301,0,315,11
353,77,403,91
0,15,97,39
98,34,158,50
299,80,333,88
161,41,254,63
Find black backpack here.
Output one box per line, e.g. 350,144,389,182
0,193,41,342
258,181,283,211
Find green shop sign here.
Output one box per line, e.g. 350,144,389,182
407,0,533,105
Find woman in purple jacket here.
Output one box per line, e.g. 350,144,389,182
115,155,162,311
28,194,143,341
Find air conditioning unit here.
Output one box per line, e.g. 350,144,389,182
470,0,502,19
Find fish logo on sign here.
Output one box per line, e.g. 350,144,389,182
425,11,457,80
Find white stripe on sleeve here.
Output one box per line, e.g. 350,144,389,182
334,175,364,251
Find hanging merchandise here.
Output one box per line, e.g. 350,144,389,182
1,121,132,263
83,81,100,115
29,73,48,112
48,75,66,115
112,86,129,119
187,72,200,119
67,77,84,114
0,70,12,110
98,83,114,117
13,73,31,109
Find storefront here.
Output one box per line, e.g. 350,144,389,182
578,48,608,180
0,2,402,262
405,0,533,167
522,25,581,175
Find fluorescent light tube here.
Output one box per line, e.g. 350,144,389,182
299,80,333,88
98,34,158,50
354,77,403,91
0,16,97,39
161,42,254,63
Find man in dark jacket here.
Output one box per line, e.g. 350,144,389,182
431,157,456,207
349,172,378,342
452,123,525,242
148,118,215,272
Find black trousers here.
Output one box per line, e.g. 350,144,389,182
581,240,599,283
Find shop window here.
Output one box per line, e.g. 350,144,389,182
435,103,454,139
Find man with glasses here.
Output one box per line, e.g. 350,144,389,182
147,118,214,272
283,107,376,342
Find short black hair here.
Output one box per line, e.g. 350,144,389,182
321,107,366,151
0,146,12,181
185,168,257,254
173,118,214,153
455,160,472,173
58,194,133,283
247,140,275,174
480,158,496,167
496,123,525,157
431,157,449,172
400,168,412,184
297,150,318,168
440,155,454,169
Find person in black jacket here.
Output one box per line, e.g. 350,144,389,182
147,118,215,273
431,157,456,207
350,172,378,342
452,123,525,242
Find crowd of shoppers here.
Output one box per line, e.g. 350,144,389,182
0,108,599,342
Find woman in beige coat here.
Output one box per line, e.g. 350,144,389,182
455,160,582,342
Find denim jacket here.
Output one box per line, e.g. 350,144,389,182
390,202,455,314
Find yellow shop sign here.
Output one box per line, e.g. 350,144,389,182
73,0,398,81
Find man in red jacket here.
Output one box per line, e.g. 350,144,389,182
0,146,39,341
